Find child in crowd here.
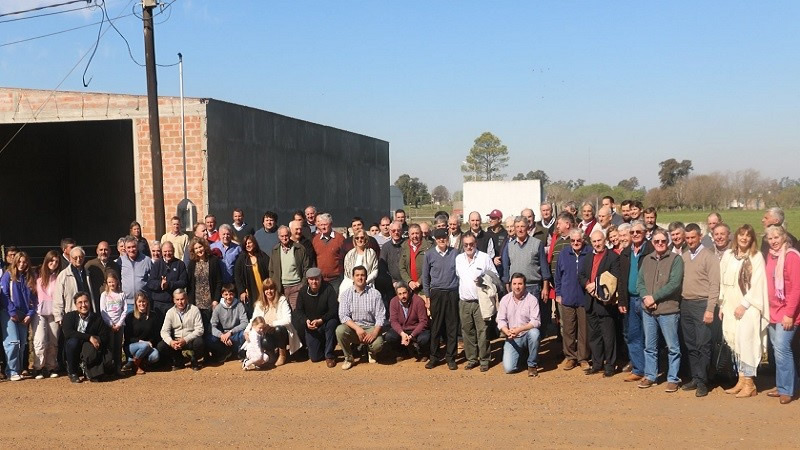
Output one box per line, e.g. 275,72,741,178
99,271,126,374
241,316,270,371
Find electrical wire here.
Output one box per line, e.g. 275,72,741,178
0,0,90,18
0,2,96,24
81,3,105,86
0,12,134,48
0,0,137,159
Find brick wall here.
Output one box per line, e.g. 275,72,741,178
0,88,209,241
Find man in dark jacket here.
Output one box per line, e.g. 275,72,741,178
85,240,121,313
579,230,621,377
146,242,188,316
62,292,112,383
617,220,654,382
293,268,339,367
554,228,591,371
269,226,310,310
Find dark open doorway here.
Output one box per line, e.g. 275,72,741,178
0,119,136,260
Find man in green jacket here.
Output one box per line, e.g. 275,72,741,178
636,228,684,392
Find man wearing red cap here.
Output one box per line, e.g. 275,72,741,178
486,209,508,276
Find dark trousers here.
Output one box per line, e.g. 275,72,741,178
153,301,172,317
156,338,206,366
429,288,460,361
680,299,712,384
385,328,431,355
305,319,339,362
587,307,617,372
199,308,213,337
205,330,245,361
263,326,289,352
65,337,109,379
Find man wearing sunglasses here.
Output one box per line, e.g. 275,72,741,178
617,220,654,381
636,228,684,392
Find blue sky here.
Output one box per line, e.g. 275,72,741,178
2,1,798,194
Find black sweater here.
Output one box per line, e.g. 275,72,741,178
124,310,163,346
295,283,338,323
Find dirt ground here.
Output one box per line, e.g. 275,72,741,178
3,337,799,448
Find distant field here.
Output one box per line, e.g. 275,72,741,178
403,205,800,239
658,209,800,239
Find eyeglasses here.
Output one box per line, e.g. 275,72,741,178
354,237,365,241
463,243,475,247
631,230,644,235
570,239,583,243
652,239,667,244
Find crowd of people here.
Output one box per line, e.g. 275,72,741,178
1,200,799,404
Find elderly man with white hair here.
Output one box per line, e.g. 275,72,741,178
578,230,621,377
54,246,94,323
760,206,800,257
211,224,242,285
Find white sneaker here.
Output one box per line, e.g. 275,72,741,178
9,374,22,381
35,372,44,380
49,372,59,379
341,359,353,370
368,353,376,364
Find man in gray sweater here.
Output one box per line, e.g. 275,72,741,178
423,228,460,370
206,284,248,363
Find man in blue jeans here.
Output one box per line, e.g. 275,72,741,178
497,273,541,377
636,229,684,392
617,220,653,382
206,284,248,363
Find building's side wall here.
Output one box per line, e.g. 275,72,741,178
205,100,389,227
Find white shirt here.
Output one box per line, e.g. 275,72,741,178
455,251,498,301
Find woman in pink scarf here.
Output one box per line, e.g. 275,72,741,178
764,225,800,404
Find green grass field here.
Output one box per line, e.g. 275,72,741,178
403,204,800,239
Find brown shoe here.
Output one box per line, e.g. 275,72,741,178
579,361,590,370
766,388,780,398
736,377,758,398
527,367,538,377
665,382,679,393
562,360,577,371
637,378,654,389
725,376,745,395
325,358,336,368
621,362,633,373
134,358,145,375
780,395,793,404
624,373,643,382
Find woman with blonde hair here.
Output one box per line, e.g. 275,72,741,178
247,279,301,366
718,224,769,398
339,230,378,301
763,224,800,404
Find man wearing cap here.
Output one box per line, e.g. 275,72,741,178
423,228,460,370
486,209,508,271
294,268,339,367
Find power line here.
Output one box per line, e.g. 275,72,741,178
0,13,133,48
0,0,90,18
0,2,96,24
0,0,137,159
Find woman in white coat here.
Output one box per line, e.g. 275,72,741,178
718,224,769,398
247,279,301,366
339,230,378,301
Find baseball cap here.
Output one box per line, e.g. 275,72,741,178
487,209,503,219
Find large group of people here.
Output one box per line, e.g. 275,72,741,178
1,201,799,405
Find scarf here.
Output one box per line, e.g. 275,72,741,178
769,244,800,300
581,218,597,237
734,250,752,296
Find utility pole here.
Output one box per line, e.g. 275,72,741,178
142,0,166,238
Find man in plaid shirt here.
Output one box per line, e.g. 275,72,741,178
336,265,386,370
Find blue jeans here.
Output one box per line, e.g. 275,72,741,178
206,330,246,360
626,296,645,376
502,328,541,373
126,341,160,364
1,310,28,377
768,325,798,396
643,312,681,383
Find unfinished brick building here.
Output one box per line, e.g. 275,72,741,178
0,87,389,253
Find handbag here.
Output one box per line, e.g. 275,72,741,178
714,340,735,378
